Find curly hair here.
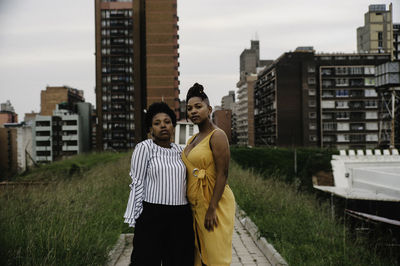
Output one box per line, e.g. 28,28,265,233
186,83,209,104
145,102,177,132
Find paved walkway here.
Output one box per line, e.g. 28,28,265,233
111,216,272,266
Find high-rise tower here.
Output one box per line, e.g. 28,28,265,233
95,0,179,151
357,4,394,58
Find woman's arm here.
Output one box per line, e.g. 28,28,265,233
123,142,149,227
204,129,230,231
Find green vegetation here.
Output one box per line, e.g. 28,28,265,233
0,152,133,266
228,161,394,265
231,146,337,190
16,152,128,182
1,150,396,265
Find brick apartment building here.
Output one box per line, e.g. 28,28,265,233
254,47,392,149
40,86,84,116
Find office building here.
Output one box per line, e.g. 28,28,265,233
95,0,180,151
254,48,392,149
32,103,92,163
237,74,257,146
236,40,272,146
357,4,394,57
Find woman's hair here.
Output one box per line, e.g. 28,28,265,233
145,102,177,131
186,83,209,105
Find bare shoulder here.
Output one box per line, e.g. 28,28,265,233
210,128,229,148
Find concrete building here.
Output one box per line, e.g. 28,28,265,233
221,91,235,110
40,86,84,116
236,40,272,146
254,48,392,149
32,103,92,163
357,4,394,57
212,109,232,144
0,123,33,179
0,100,18,127
237,74,257,146
95,0,180,151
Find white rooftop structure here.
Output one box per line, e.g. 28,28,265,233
314,149,400,202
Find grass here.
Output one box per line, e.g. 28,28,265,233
228,161,396,266
1,151,397,265
0,152,133,266
16,152,127,182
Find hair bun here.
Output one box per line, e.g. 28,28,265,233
186,83,208,103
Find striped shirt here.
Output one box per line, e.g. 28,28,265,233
124,139,188,227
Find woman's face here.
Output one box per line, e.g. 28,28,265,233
187,97,211,124
151,112,174,141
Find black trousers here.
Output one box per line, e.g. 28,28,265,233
130,201,194,266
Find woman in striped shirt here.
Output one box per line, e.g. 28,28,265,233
124,102,194,266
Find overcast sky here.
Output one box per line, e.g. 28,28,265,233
0,0,399,119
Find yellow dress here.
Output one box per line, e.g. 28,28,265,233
182,129,235,266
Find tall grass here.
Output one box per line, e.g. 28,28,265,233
228,161,395,266
0,152,133,266
16,152,127,182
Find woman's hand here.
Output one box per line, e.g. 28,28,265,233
204,206,218,231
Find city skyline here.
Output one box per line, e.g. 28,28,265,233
0,0,399,119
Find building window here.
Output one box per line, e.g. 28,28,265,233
365,89,377,97
364,66,375,75
322,91,334,98
366,122,378,130
350,123,364,130
335,67,348,75
323,122,336,131
308,77,316,85
337,123,349,131
308,66,315,73
364,78,375,86
322,113,333,120
309,112,317,119
322,79,333,87
365,100,378,108
366,111,378,119
308,89,316,96
336,101,349,109
336,89,349,97
321,68,332,75
349,67,363,75
309,123,317,130
366,134,378,142
309,135,317,142
336,112,349,120
336,78,349,86
337,134,350,142
308,100,316,107
322,100,335,108
323,136,335,142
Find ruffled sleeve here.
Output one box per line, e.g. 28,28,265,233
123,141,150,227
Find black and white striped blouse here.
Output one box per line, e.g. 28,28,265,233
124,139,188,227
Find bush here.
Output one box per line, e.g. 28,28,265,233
230,146,337,191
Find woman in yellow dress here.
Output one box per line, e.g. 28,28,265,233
182,83,236,266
